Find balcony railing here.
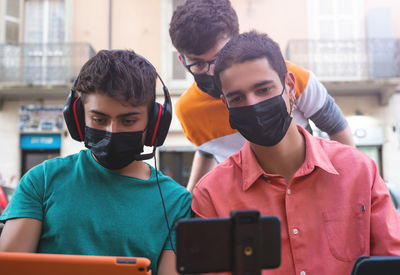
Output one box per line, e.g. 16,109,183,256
0,43,95,86
286,39,400,81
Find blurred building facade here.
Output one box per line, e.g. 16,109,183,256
0,0,399,188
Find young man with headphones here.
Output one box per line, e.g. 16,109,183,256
169,0,355,192
0,50,192,275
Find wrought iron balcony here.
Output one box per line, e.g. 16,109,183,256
286,39,400,81
0,43,95,86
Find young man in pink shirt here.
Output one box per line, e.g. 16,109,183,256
191,31,400,275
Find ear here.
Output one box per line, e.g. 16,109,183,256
285,71,296,100
178,54,189,72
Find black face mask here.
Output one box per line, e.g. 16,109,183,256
228,89,292,147
193,73,221,98
84,126,145,170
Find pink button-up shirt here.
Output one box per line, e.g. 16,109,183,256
192,126,400,275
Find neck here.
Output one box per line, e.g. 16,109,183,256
250,123,306,182
115,160,151,180
92,152,152,180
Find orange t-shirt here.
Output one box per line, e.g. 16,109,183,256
175,61,310,147
175,61,315,162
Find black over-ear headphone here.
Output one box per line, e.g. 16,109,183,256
63,52,172,148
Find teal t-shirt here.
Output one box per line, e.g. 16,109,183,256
0,149,192,274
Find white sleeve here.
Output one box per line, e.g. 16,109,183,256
294,71,327,119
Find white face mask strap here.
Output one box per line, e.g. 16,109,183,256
282,72,294,115
289,94,294,115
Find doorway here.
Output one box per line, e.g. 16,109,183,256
21,149,60,176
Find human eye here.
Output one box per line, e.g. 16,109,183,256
120,114,139,126
91,116,107,125
122,118,136,126
229,95,242,105
193,61,207,71
258,86,272,94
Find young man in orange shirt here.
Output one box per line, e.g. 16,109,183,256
192,31,400,275
169,0,354,192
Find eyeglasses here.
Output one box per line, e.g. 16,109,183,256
181,55,216,74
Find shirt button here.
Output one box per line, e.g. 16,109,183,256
300,271,306,275
287,189,291,195
293,228,299,235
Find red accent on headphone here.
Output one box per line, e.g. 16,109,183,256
150,104,163,146
0,186,8,212
73,97,84,141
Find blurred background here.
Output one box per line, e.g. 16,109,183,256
0,0,399,196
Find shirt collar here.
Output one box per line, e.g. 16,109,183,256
240,142,266,191
239,125,339,191
296,125,339,177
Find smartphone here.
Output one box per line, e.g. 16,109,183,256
175,211,280,274
351,256,400,275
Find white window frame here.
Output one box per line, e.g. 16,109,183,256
64,0,72,42
161,0,193,91
24,0,67,43
23,0,70,85
306,0,366,81
1,0,23,43
307,0,365,40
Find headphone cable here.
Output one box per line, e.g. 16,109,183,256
154,150,176,254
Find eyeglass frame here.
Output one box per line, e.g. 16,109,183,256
180,54,216,74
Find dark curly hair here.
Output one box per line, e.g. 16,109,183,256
169,0,239,55
74,49,156,109
214,31,287,90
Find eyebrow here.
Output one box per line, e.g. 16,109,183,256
88,110,142,118
185,55,216,64
252,80,274,89
225,80,274,98
186,58,205,64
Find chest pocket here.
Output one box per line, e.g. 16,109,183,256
322,206,367,262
